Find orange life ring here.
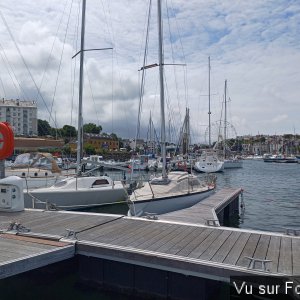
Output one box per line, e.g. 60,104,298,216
0,122,14,160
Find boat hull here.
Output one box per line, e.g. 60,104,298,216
194,161,224,173
25,183,127,210
128,187,215,217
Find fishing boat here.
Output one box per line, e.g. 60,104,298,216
27,0,127,209
128,0,215,217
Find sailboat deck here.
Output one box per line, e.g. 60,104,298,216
0,209,299,281
131,174,210,202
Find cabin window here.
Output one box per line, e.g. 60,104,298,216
92,179,109,186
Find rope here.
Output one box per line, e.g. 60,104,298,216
0,11,56,126
49,0,75,123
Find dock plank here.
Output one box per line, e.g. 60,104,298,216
188,229,224,259
153,225,197,254
167,227,203,255
136,224,178,251
265,235,281,273
278,236,292,275
176,228,214,257
223,232,249,266
117,222,176,248
107,221,174,247
292,238,300,275
236,233,260,268
77,218,134,241
211,231,241,263
199,230,232,260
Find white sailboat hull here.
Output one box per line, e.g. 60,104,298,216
128,171,215,216
194,160,224,173
25,176,127,210
128,187,214,217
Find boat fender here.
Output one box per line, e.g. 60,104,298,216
0,122,14,160
34,172,38,177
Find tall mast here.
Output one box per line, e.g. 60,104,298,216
76,0,86,174
208,56,211,148
157,0,167,179
223,79,227,158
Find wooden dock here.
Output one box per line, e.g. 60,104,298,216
0,188,299,299
159,188,242,226
0,233,74,279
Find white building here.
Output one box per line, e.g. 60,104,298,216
0,99,37,136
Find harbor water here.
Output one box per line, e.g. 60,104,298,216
0,159,299,299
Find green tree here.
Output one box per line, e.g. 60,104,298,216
110,133,118,140
83,123,102,134
38,119,52,136
62,125,77,137
84,143,96,155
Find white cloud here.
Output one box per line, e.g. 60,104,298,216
0,0,299,141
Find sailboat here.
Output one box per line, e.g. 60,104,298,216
222,80,243,169
170,107,193,173
6,152,65,189
194,57,224,173
27,0,127,210
128,0,215,217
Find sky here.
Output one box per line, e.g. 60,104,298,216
0,0,299,144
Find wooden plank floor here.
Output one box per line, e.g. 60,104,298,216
0,208,299,282
158,188,242,225
0,233,74,279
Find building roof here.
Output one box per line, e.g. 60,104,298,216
0,99,37,108
14,137,64,150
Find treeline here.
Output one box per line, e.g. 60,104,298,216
37,119,119,142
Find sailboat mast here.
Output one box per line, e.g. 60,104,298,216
208,56,211,148
76,0,86,174
223,79,227,158
157,0,167,179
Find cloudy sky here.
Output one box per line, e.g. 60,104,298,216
0,0,299,143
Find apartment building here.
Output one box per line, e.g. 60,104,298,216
0,99,38,136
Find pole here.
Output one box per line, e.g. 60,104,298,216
224,79,227,158
157,0,167,179
76,0,86,175
208,56,211,148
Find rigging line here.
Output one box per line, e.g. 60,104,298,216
111,49,114,134
165,0,183,120
84,61,101,128
49,0,75,126
135,0,152,146
0,72,6,98
71,0,81,127
169,0,188,104
100,0,143,139
0,10,56,126
35,0,69,103
0,43,26,100
0,48,18,98
164,74,179,145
